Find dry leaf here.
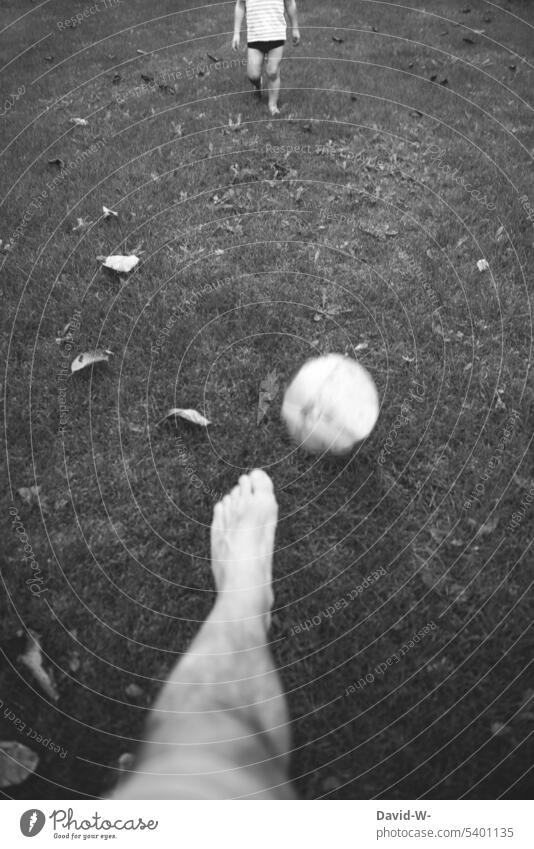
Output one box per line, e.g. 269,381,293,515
102,206,118,218
18,631,59,702
17,485,40,506
477,516,499,536
0,741,39,788
477,258,489,272
158,408,211,427
71,349,113,373
257,369,280,425
98,255,139,274
70,117,88,126
55,322,72,346
72,217,92,232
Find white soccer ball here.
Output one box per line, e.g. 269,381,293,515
281,354,379,455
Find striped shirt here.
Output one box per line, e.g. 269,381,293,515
245,0,287,42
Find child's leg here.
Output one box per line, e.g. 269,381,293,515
247,47,264,93
265,45,284,114
112,470,294,800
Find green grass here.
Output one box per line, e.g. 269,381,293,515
1,0,533,799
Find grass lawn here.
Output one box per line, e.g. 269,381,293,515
1,0,533,799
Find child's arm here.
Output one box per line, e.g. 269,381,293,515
284,0,300,45
232,0,245,51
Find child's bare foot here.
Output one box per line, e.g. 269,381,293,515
211,470,278,623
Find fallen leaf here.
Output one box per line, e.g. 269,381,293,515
332,36,344,43
207,53,220,63
48,158,64,168
102,206,118,219
72,217,92,232
477,258,489,272
228,113,242,131
55,322,72,346
98,254,139,273
353,342,368,352
0,742,39,788
17,485,40,506
257,369,280,425
158,408,211,427
494,391,506,411
69,117,88,127
18,631,59,702
71,349,113,374
477,516,499,536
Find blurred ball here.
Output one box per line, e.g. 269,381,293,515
281,354,379,455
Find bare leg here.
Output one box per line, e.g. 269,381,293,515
113,470,294,799
247,47,264,98
265,45,284,115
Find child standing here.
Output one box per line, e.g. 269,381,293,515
232,0,300,116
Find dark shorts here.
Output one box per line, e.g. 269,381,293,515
247,40,285,54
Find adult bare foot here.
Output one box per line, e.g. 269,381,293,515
210,469,278,625
268,104,280,116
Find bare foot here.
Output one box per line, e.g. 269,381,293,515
268,104,280,116
210,470,278,623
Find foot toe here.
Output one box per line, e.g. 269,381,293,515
249,468,274,493
238,474,252,496
222,494,232,518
